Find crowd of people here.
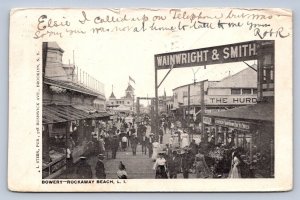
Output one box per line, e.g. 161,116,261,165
64,114,249,179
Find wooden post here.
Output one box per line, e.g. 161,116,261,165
154,66,159,136
187,84,190,141
151,98,155,132
214,125,218,145
236,130,239,147
249,135,253,162
136,97,140,118
200,81,206,143
78,120,84,144
270,139,274,177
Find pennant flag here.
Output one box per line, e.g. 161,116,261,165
129,76,136,84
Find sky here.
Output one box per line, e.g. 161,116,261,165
61,40,251,99
54,8,268,100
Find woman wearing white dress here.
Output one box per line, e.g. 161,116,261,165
228,151,242,178
181,131,189,148
151,140,160,161
153,153,168,178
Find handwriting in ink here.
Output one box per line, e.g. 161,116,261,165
33,30,63,39
78,11,91,24
247,21,271,30
217,20,243,29
170,9,223,23
37,15,70,31
254,27,290,39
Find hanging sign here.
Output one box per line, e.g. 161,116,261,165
155,40,272,70
203,116,213,125
215,118,251,130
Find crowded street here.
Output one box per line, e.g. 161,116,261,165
42,41,275,180
57,122,199,179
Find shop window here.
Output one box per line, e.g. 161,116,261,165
183,91,188,97
263,54,272,65
242,88,251,95
174,93,177,99
263,69,267,82
253,89,258,94
270,69,274,83
231,88,241,95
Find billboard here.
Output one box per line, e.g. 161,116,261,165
155,40,272,70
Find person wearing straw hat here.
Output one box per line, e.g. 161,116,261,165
95,154,106,179
153,151,168,179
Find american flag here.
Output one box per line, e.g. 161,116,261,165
129,76,135,84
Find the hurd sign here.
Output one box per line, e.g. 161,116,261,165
206,96,257,105
155,40,269,69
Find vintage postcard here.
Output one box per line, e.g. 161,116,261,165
8,8,292,192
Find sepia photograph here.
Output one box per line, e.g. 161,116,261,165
41,40,274,180
8,7,292,191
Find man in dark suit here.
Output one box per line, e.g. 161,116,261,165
111,135,119,159
95,154,106,179
75,156,92,179
167,150,181,178
131,135,138,156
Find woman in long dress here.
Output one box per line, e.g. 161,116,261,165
195,150,212,178
181,131,189,148
151,140,160,161
228,151,242,178
153,153,168,179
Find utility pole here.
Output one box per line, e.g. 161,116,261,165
187,84,191,141
200,80,206,143
154,65,159,137
136,97,140,117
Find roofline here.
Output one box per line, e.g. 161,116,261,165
172,65,257,92
172,80,217,91
44,77,105,98
218,64,257,82
208,86,257,89
47,43,64,53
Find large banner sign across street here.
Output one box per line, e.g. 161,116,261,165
155,40,267,69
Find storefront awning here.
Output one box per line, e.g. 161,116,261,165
205,103,274,122
42,104,111,124
72,104,98,113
